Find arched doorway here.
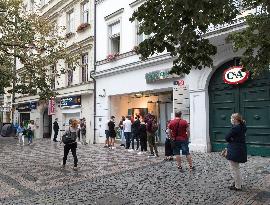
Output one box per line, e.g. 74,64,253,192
209,59,270,156
43,108,52,138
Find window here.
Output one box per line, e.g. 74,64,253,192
67,10,75,33
67,64,73,86
136,21,148,45
81,53,89,82
82,1,89,24
108,21,120,54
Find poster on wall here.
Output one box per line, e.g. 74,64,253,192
48,98,55,115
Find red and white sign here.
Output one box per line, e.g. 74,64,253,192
223,66,250,85
48,98,55,115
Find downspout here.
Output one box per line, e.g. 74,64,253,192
89,0,97,144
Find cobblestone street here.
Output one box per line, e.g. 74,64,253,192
0,137,269,205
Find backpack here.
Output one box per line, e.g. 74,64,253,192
62,128,77,144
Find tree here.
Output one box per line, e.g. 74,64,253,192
130,0,269,76
0,0,78,100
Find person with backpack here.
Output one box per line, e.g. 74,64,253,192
62,119,79,171
168,111,194,172
145,114,159,157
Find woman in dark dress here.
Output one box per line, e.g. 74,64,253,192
225,113,247,191
164,120,173,161
108,116,116,149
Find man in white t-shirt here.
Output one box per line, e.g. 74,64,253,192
123,116,132,149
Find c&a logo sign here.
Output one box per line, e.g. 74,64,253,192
223,66,250,85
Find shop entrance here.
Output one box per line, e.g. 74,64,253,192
43,109,52,138
110,90,173,143
20,113,30,126
209,60,270,156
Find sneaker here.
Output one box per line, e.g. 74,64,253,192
104,145,108,148
177,166,184,173
73,167,78,171
128,149,134,152
137,152,143,155
148,154,155,158
228,185,241,191
111,146,116,149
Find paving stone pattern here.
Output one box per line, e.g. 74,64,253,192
0,137,269,205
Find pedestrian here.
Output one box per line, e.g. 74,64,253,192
108,116,116,149
17,122,25,145
62,119,79,171
27,120,35,145
119,116,126,147
225,113,247,191
80,118,87,145
131,116,140,151
123,116,132,150
53,118,59,142
104,118,110,148
168,111,194,172
164,120,173,161
137,118,147,155
146,115,159,157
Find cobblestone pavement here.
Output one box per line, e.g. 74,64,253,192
0,137,269,205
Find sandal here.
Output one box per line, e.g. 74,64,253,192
177,166,184,173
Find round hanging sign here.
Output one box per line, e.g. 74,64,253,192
223,66,250,85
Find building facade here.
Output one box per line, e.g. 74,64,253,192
9,0,95,143
95,0,270,156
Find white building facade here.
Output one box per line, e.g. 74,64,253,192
10,0,95,143
95,0,270,156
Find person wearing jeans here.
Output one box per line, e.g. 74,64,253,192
123,116,132,150
225,113,247,191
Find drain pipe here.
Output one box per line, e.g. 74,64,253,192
89,0,97,144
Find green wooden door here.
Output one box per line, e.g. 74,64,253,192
209,60,270,156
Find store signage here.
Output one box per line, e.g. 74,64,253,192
30,102,37,110
17,103,31,112
145,69,179,83
60,96,81,108
48,99,55,115
0,106,11,112
174,80,185,87
223,66,250,85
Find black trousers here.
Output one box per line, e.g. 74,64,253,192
140,136,147,152
53,130,58,141
63,143,78,167
131,133,140,150
165,138,173,156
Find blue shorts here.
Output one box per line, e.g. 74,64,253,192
173,141,190,155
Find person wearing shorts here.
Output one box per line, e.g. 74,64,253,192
168,111,194,172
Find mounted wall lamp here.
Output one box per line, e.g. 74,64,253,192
99,89,106,98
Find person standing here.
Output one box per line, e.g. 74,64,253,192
119,116,126,147
168,111,194,172
17,122,25,145
164,120,173,161
104,118,110,148
108,116,116,149
131,116,140,151
27,120,35,145
225,113,247,191
53,118,59,142
80,118,87,145
123,116,132,150
146,115,159,157
62,119,79,171
137,118,147,155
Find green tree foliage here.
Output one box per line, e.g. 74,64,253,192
130,0,269,76
0,0,78,99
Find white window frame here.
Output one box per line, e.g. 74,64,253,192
135,20,148,45
81,53,89,82
108,20,121,54
81,1,89,24
67,10,75,33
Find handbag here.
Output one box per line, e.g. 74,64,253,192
220,148,227,158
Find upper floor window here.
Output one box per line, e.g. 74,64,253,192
67,10,75,33
82,1,89,24
30,0,35,12
108,21,120,54
135,21,149,45
81,53,89,82
67,64,73,86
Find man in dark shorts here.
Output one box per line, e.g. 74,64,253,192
168,111,194,172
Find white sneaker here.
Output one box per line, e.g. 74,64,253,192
128,149,134,152
137,152,143,155
112,146,116,149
